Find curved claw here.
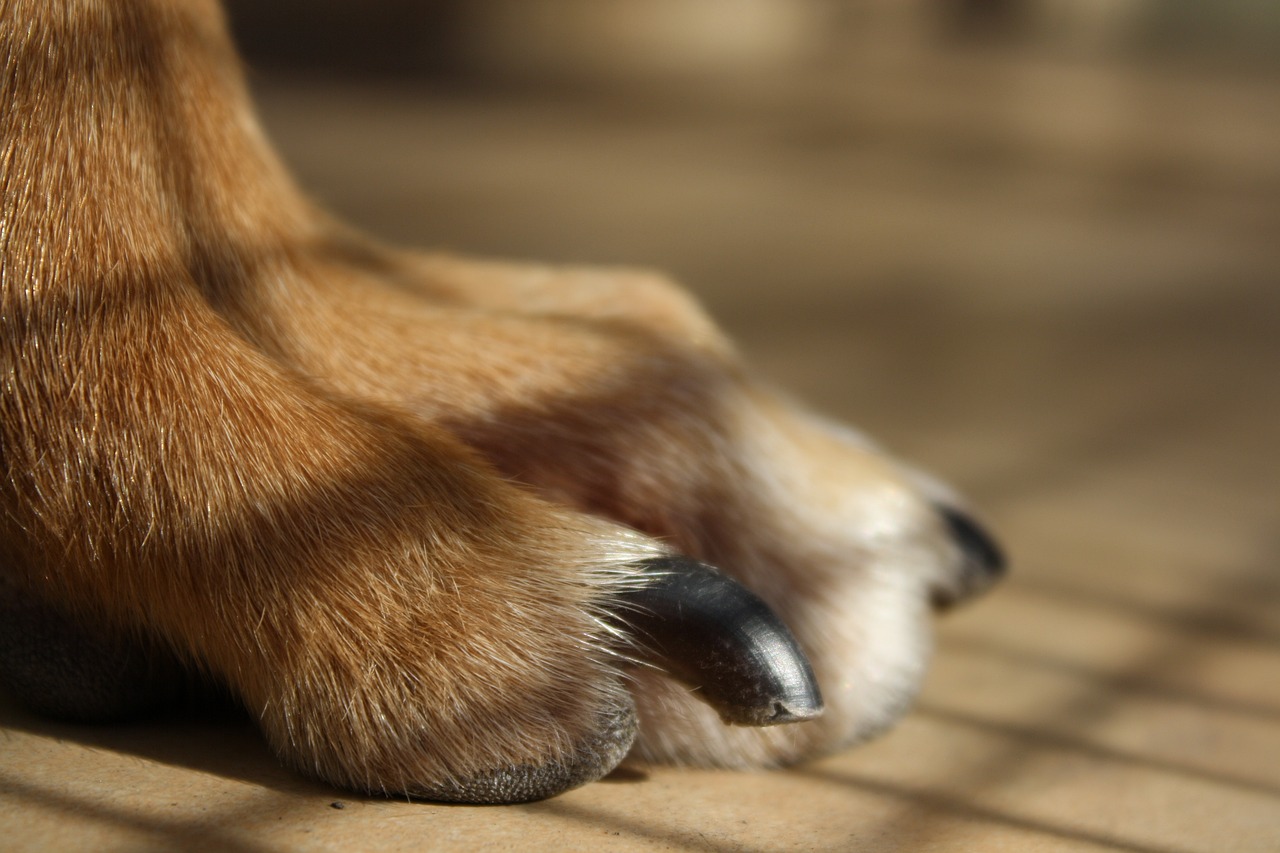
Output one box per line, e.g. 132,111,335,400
618,557,823,727
932,505,1007,609
939,505,1006,578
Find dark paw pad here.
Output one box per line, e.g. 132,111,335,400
0,577,183,722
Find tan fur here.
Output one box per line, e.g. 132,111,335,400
1,0,995,797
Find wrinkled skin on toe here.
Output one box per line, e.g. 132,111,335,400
412,701,638,804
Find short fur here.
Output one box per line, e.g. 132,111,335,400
0,0,1000,800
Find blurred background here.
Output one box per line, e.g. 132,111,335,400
9,4,1275,852
217,0,1280,502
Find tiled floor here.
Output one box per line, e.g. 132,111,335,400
3,53,1278,852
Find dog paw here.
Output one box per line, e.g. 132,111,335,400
377,263,1008,768
625,398,1006,767
1,486,826,803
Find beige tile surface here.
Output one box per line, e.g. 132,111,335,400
3,55,1278,851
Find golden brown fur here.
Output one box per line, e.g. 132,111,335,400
1,0,1002,800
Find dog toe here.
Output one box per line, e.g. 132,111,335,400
411,700,637,804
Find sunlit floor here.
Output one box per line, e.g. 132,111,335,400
3,55,1278,852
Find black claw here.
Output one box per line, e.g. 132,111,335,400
938,506,1007,578
932,505,1007,610
618,557,823,727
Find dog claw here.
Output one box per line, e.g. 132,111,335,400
931,505,1007,609
938,506,1006,577
619,557,824,726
